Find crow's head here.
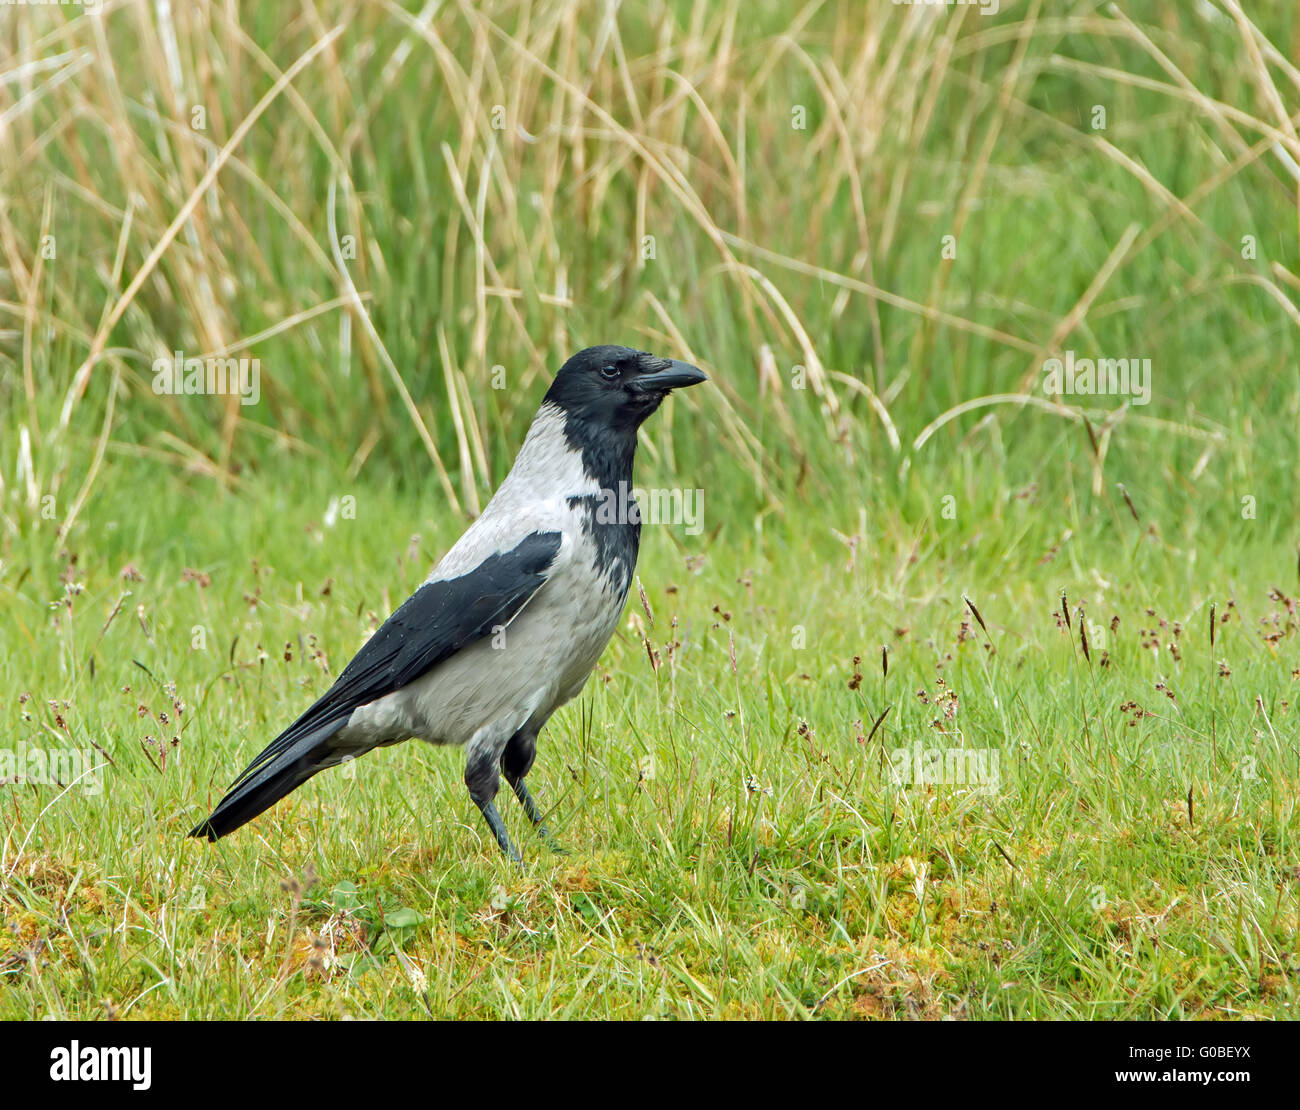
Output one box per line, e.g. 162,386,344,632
543,345,706,432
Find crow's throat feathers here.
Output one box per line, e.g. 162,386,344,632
501,400,639,498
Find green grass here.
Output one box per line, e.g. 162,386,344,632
2,0,1299,1018
3,446,1296,1019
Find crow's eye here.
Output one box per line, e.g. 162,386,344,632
599,365,620,381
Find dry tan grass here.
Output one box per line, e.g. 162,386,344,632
2,1,1295,533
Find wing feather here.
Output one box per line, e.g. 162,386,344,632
189,530,562,838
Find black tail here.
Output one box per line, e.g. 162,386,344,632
189,718,350,841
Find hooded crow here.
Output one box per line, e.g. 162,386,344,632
189,345,706,860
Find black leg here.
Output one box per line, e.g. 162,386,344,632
510,776,546,828
502,728,547,830
466,740,521,862
472,796,521,863
502,728,566,851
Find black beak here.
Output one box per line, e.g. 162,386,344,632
631,359,707,393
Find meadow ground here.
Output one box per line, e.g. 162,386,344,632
1,1,1298,1018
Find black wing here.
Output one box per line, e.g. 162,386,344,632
189,530,562,839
